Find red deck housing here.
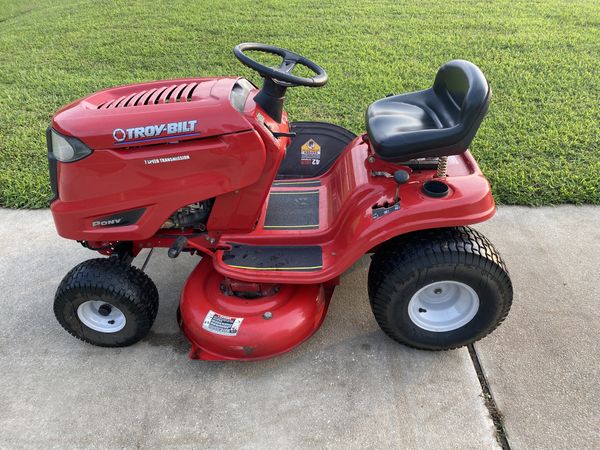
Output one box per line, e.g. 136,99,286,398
180,258,332,361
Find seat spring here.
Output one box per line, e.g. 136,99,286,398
436,156,448,178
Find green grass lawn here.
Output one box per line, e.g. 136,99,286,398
0,0,598,207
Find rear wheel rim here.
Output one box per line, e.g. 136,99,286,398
407,281,479,332
77,300,126,333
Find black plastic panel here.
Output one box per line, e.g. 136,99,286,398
276,121,356,179
264,190,319,230
91,208,145,228
46,127,58,203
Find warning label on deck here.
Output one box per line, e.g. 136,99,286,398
202,310,243,336
300,139,321,165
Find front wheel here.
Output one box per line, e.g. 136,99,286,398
54,258,159,347
368,227,512,350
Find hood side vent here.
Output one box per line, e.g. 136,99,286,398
146,87,168,106
171,84,188,102
125,90,146,107
158,84,178,104
183,82,198,101
118,93,137,108
98,82,199,109
111,95,127,108
137,88,156,106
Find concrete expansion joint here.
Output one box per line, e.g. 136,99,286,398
468,344,511,450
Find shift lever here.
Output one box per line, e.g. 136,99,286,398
393,170,410,203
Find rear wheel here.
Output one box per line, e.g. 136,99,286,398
54,258,159,347
368,227,512,350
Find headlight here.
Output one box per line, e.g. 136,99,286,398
48,129,92,162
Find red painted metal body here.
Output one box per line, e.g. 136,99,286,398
51,77,292,240
213,146,494,284
49,75,496,360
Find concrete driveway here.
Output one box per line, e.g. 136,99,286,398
0,206,598,449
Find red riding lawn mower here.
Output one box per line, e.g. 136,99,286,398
48,43,512,360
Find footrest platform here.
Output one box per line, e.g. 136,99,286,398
222,244,323,272
264,189,320,230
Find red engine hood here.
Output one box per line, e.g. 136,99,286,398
52,77,254,149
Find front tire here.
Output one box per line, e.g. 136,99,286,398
54,258,159,347
368,227,512,350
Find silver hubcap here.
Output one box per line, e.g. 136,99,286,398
77,301,126,333
407,281,479,332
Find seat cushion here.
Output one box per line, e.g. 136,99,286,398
366,60,491,161
368,101,440,132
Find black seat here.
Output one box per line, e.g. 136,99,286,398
366,60,491,161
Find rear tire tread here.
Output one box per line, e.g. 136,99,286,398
368,226,512,351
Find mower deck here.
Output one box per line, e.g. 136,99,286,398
179,258,331,360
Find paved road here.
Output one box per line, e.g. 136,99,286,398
0,206,598,449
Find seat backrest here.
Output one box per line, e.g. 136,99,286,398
432,60,490,129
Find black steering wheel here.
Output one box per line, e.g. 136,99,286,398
233,43,328,87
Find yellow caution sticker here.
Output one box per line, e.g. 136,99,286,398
300,139,321,166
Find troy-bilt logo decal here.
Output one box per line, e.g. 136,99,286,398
112,120,198,145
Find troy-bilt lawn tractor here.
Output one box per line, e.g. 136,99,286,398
48,43,512,360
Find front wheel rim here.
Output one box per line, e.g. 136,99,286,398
77,301,126,333
407,281,479,332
